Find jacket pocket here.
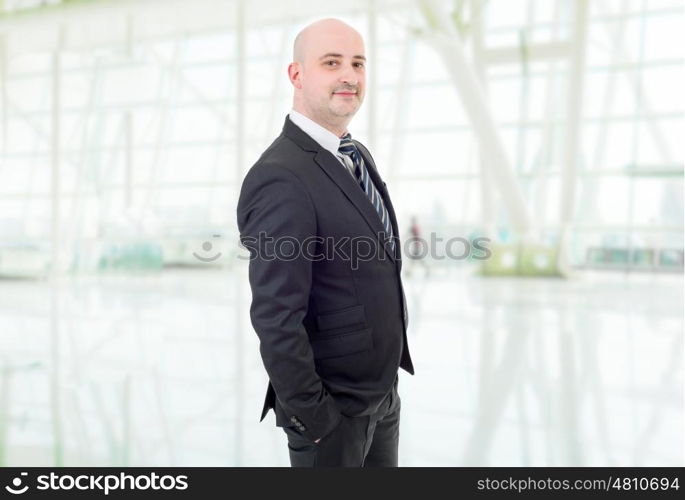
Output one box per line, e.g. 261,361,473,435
310,328,373,360
316,304,365,333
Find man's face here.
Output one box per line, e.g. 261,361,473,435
297,31,366,124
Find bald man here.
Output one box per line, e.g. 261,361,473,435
237,18,414,467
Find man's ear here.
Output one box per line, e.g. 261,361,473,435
288,62,303,89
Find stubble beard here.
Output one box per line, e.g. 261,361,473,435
327,92,362,118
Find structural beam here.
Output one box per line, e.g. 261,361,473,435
416,0,532,236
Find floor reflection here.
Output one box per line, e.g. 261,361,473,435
0,266,681,466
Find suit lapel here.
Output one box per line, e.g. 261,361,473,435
313,150,397,263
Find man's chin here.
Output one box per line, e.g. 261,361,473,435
330,103,360,117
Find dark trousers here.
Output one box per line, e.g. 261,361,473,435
282,378,401,467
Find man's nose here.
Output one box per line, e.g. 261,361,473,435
339,64,358,86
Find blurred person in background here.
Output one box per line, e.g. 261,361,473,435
406,215,430,278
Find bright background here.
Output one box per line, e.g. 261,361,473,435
0,0,682,466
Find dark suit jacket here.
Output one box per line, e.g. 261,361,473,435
237,115,414,443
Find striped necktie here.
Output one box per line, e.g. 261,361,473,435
338,133,395,253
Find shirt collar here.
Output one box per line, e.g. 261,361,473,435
288,109,346,157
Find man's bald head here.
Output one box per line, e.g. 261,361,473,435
292,18,363,66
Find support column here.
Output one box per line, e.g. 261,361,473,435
50,24,66,467
557,0,588,275
0,33,6,155
233,0,246,467
470,0,496,241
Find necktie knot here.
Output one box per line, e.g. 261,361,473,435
338,133,357,157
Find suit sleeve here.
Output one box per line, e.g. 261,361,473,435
236,161,342,443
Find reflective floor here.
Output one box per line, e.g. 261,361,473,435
0,263,682,466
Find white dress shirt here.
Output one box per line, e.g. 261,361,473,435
288,109,348,168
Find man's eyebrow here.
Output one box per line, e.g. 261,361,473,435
318,53,366,61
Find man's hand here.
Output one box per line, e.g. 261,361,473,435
314,438,321,443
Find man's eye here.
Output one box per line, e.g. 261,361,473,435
355,63,365,68
326,60,338,66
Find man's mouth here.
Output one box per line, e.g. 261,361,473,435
333,91,357,96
